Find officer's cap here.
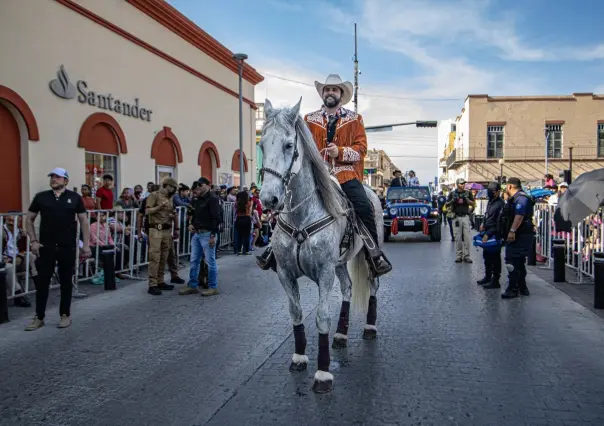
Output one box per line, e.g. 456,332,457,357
162,177,178,188
487,181,500,191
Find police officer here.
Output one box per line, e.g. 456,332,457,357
145,177,178,295
501,177,534,299
477,182,504,289
445,178,475,263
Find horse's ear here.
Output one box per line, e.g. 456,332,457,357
264,99,274,117
290,97,302,119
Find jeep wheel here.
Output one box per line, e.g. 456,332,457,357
429,223,441,242
384,227,391,242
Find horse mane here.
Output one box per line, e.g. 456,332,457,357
264,106,346,219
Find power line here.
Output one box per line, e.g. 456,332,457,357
261,72,463,102
388,155,437,158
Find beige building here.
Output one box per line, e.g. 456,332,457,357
363,148,396,190
0,0,263,212
440,93,604,186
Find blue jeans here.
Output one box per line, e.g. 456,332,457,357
189,232,217,289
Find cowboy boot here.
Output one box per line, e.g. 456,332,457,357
357,222,392,277
256,246,277,272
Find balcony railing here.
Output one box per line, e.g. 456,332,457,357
445,145,598,167
446,149,458,168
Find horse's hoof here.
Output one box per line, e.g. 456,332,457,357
362,328,377,340
312,379,333,393
289,362,308,372
332,336,348,349
312,371,334,394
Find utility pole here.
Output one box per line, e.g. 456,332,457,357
544,126,549,178
353,23,359,113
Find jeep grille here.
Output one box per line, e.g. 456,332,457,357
397,206,421,217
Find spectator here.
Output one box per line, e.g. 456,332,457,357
180,177,220,297
115,187,139,209
95,174,114,210
80,184,96,211
234,191,253,256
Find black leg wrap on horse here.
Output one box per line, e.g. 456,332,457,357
293,323,306,355
367,296,377,325
335,301,350,335
318,333,330,372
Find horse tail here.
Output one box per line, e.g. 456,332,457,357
349,251,370,314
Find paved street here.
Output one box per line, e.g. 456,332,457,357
2,230,604,426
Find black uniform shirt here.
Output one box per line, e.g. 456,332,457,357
28,189,86,247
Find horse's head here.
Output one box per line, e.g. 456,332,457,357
258,97,303,210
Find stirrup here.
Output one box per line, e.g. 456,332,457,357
256,248,277,272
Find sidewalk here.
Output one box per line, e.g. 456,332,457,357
528,261,602,319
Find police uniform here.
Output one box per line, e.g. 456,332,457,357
502,178,534,298
146,179,178,293
477,182,504,288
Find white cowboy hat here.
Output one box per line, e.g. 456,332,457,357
314,74,354,106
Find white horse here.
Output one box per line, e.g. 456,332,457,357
258,98,384,393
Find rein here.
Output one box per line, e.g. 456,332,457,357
260,128,339,274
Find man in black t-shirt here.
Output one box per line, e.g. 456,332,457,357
24,168,90,331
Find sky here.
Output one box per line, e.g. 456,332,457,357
168,0,604,184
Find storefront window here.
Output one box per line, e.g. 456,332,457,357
156,165,176,184
85,152,119,198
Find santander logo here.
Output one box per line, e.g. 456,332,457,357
49,65,76,99
48,64,153,122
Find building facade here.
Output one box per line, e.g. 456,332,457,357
440,93,604,186
437,119,456,188
0,0,263,212
363,149,396,190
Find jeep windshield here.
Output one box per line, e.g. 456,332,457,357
387,188,430,201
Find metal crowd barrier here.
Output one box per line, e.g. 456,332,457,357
534,203,603,281
1,203,235,301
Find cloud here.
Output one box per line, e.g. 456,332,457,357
347,0,604,62
252,0,600,183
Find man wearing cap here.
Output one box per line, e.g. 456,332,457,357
501,177,534,298
145,177,179,295
477,181,505,289
390,170,407,187
446,178,475,263
180,177,221,297
256,74,392,276
24,168,91,330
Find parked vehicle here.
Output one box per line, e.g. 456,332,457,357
383,186,441,242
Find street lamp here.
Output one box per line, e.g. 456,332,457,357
233,52,248,190
365,120,438,133
498,158,505,185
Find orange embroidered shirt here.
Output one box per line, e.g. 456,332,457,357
304,107,367,184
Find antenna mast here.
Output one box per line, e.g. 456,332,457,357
353,23,359,113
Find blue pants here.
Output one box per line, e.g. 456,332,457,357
189,232,217,289
505,233,533,289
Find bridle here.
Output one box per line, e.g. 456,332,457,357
259,132,299,190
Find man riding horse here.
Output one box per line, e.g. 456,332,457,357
256,74,392,277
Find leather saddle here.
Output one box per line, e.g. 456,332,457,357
328,177,375,259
